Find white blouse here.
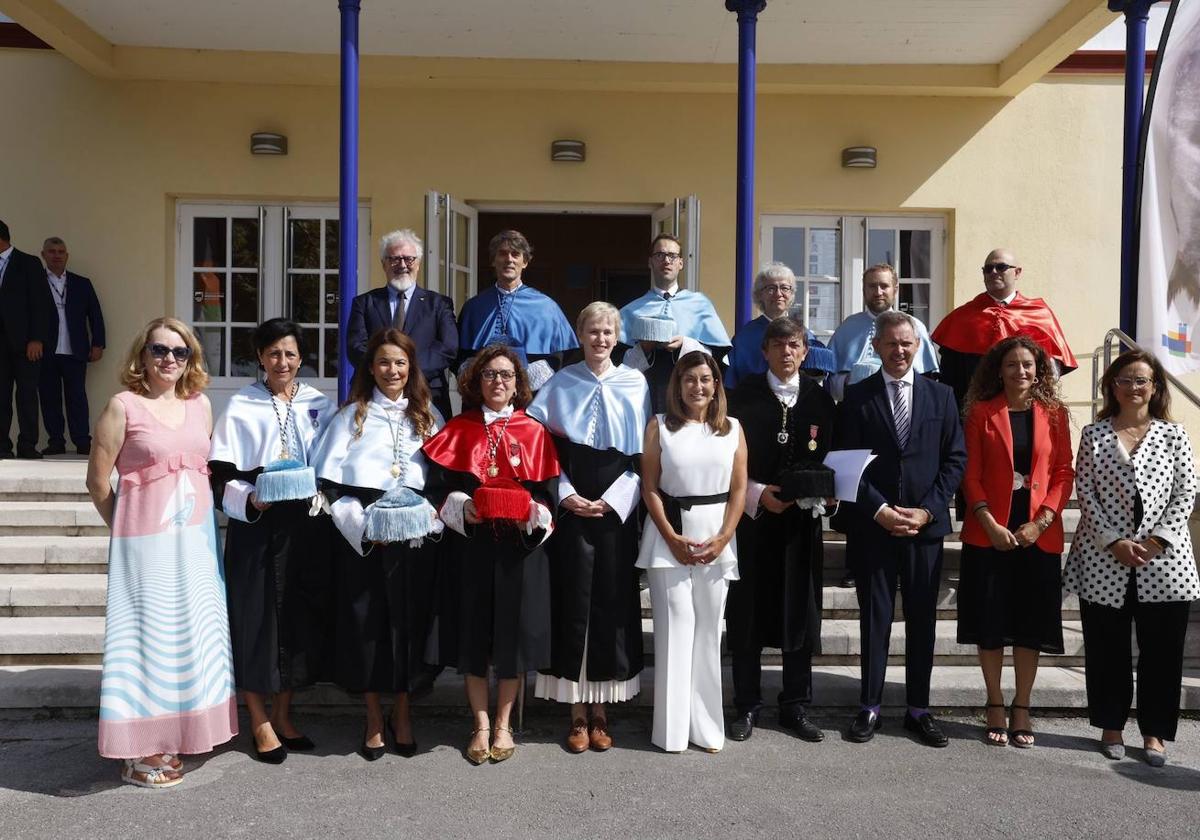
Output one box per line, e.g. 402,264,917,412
1063,419,1200,608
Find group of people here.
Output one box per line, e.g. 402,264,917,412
0,219,106,461
82,228,1198,790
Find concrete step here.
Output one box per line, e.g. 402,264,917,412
0,459,94,501
4,663,1200,712
0,615,105,662
0,536,109,572
0,574,107,616
0,501,108,536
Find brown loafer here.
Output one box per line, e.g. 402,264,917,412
589,718,613,752
566,718,590,753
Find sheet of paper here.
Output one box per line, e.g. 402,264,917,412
823,449,877,502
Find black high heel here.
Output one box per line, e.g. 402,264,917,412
360,727,386,762
280,734,315,751
388,719,417,757
253,743,287,764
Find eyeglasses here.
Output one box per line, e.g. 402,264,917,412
651,252,683,263
982,262,1017,275
760,284,795,296
1115,376,1153,389
147,343,192,361
385,254,420,266
481,369,516,382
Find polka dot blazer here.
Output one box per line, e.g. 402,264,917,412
1063,419,1199,608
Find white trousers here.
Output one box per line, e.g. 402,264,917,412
647,565,729,752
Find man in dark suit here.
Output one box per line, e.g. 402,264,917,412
835,310,965,747
0,220,52,459
347,228,458,421
38,237,105,456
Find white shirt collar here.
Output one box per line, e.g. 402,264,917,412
880,366,916,387
371,388,409,411
987,290,1018,305
0,246,12,261
496,282,523,296
482,403,515,425
653,282,680,298
47,269,67,282
767,370,800,395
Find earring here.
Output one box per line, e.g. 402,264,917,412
1030,377,1039,384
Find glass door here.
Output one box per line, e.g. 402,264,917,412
651,195,701,291
425,191,478,308
759,214,844,338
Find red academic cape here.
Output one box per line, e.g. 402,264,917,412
422,408,559,483
931,292,1078,371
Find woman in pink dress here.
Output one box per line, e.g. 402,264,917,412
86,317,237,788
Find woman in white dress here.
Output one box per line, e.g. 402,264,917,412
638,349,748,753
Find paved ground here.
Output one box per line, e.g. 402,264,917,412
2,708,1198,840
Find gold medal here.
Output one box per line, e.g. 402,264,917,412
279,447,289,461
390,463,402,478
808,439,818,451
487,463,500,478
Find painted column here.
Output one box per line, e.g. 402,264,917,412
726,0,766,329
338,0,361,401
1110,0,1155,338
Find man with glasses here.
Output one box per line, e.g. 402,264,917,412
826,264,939,403
347,229,458,420
725,262,836,389
619,233,731,412
931,248,1076,412
0,220,52,460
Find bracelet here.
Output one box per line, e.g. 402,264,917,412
971,501,990,513
1147,535,1167,551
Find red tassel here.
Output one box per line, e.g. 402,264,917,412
472,478,532,522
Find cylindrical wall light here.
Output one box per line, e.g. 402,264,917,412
841,146,877,168
251,132,288,155
551,139,586,162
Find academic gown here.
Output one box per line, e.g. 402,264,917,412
726,374,835,654
525,363,651,691
456,283,579,375
725,314,837,389
618,288,732,413
422,408,561,678
310,392,444,693
208,381,337,694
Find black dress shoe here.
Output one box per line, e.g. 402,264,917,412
779,707,824,743
387,720,417,757
839,571,856,589
728,712,757,742
75,443,91,456
254,744,287,764
847,709,881,743
280,734,315,751
16,448,42,460
360,738,386,761
0,451,13,460
903,712,949,748
41,444,66,456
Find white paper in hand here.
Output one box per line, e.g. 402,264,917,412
823,449,877,502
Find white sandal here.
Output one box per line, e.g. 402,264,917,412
121,758,184,789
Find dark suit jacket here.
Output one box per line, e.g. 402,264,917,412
835,370,966,547
44,271,106,362
346,285,458,388
0,248,52,352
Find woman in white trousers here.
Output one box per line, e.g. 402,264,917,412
638,350,747,752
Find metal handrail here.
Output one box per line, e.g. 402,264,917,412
1091,327,1200,420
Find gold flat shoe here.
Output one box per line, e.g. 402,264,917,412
465,728,491,765
490,725,515,763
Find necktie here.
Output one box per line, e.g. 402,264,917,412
392,290,407,329
891,380,910,448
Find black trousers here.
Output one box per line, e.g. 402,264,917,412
855,539,943,708
430,382,453,426
732,647,813,716
0,342,40,454
38,353,90,448
1079,576,1192,741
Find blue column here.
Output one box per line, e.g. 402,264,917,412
1110,0,1155,339
726,1,766,329
337,0,361,401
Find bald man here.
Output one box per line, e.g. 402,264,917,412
931,249,1076,411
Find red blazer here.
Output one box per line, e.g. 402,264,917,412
960,395,1075,553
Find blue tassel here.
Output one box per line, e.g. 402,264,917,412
801,345,836,375
631,315,677,343
365,487,437,543
255,459,318,503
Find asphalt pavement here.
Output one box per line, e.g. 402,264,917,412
2,708,1198,840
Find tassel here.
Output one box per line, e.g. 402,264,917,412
472,478,533,522
255,459,318,504
365,486,438,543
630,315,677,343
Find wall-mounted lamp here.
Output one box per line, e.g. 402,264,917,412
841,146,877,168
250,132,288,155
551,139,586,162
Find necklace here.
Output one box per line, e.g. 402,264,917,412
266,380,298,460
484,412,514,478
1116,420,1150,449
776,397,790,445
383,404,408,479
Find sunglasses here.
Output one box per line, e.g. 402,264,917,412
982,262,1017,275
147,343,192,362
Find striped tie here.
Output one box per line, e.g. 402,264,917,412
891,380,910,448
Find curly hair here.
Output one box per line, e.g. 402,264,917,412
963,335,1067,425
458,345,533,412
344,330,436,439
120,317,210,398
664,350,731,436
1097,348,1173,421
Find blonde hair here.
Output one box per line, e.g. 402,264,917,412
120,317,210,398
576,301,621,341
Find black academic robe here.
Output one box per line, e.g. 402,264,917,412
320,481,439,694
209,463,334,693
725,374,835,653
540,437,644,684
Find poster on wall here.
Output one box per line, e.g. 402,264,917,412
1140,0,1200,373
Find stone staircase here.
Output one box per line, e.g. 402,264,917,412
3,458,1200,713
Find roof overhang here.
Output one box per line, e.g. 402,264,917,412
1,0,1116,97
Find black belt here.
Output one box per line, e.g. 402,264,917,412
658,490,730,534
